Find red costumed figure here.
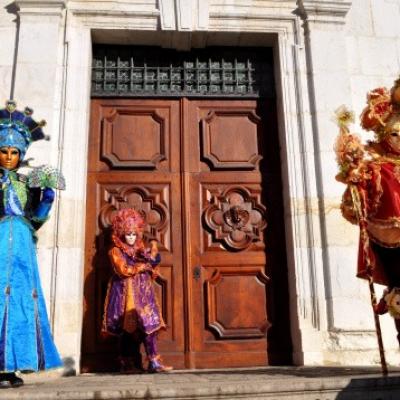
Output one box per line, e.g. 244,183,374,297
102,208,172,373
336,78,400,358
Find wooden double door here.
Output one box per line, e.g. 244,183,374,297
81,98,291,372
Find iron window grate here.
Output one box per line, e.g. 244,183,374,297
91,46,275,98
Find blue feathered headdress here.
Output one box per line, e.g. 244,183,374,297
0,100,47,160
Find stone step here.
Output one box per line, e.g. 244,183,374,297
0,367,399,400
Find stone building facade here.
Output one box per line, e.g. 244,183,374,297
0,0,400,373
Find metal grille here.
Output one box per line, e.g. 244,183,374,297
91,46,275,98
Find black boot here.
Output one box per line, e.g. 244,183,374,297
0,373,23,388
118,354,144,373
118,332,144,373
132,351,144,372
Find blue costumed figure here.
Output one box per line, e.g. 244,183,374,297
0,101,65,387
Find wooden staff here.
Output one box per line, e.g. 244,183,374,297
351,185,388,376
367,275,388,376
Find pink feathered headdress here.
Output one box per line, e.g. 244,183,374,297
111,208,144,238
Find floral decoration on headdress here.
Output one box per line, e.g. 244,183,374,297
111,208,145,238
0,100,48,160
333,77,400,183
360,87,392,140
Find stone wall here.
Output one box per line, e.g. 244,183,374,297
0,0,399,372
320,0,400,364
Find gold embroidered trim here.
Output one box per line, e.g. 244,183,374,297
368,216,400,228
369,234,400,249
394,165,400,183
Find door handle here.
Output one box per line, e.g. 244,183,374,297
193,266,201,282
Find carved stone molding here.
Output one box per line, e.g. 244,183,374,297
15,0,66,16
98,184,170,250
68,1,159,29
203,186,267,251
158,0,175,30
158,0,209,31
297,0,352,24
205,268,270,339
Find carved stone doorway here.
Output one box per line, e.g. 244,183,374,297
81,47,291,372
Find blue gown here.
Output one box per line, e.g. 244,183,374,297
0,169,62,372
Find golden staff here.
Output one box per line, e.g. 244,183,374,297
350,185,388,376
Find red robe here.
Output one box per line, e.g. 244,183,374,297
353,161,400,285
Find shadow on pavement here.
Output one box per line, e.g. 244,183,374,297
336,376,400,400
172,366,400,378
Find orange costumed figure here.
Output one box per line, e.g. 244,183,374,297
102,208,172,373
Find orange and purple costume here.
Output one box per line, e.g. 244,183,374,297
102,209,170,373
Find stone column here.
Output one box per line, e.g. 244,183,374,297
13,0,70,370
297,0,381,364
51,16,92,374
0,0,18,101
13,0,66,120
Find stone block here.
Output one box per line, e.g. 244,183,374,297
330,296,375,330
310,76,352,117
17,22,61,65
327,246,366,297
56,198,86,248
371,0,400,38
324,207,359,247
307,30,348,73
0,27,17,66
345,36,361,75
13,64,57,107
55,249,83,301
0,66,12,99
345,0,374,36
36,246,55,309
65,27,91,68
318,155,345,197
357,37,399,76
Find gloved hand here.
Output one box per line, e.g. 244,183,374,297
150,240,159,259
33,188,55,221
42,187,55,203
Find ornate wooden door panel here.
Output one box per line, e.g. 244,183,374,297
82,99,185,371
183,99,270,368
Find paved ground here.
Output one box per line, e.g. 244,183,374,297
0,366,400,400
